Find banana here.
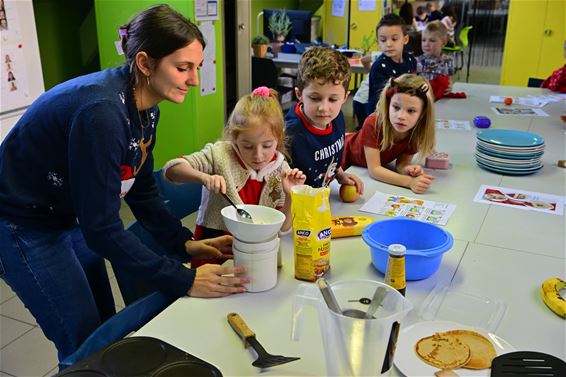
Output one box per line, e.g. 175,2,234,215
540,278,566,319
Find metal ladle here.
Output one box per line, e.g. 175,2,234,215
222,193,253,223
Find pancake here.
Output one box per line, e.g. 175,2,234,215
441,330,496,369
415,333,471,369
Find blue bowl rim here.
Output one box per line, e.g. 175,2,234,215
362,218,454,258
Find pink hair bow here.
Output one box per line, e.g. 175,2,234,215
252,86,270,97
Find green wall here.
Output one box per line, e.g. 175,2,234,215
34,0,100,90
94,0,225,168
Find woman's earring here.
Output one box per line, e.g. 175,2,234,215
146,75,150,88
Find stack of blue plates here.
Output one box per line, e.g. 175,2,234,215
475,129,544,175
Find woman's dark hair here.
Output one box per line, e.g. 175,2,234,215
121,4,205,80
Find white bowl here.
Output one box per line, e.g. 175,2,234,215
221,205,285,243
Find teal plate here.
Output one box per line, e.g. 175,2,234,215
476,129,544,147
476,161,543,175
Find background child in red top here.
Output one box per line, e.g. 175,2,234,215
342,74,436,194
541,41,566,93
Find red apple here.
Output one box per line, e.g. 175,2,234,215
339,184,360,203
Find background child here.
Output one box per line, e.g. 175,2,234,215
415,6,429,31
541,40,566,93
353,54,379,129
342,74,436,194
426,0,443,21
164,87,306,243
399,2,417,32
367,14,416,122
417,21,455,98
285,46,363,194
441,4,458,47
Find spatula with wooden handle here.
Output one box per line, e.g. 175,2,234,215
227,312,300,369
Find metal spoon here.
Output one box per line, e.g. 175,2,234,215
316,278,385,319
364,287,388,319
221,193,253,223
342,287,388,319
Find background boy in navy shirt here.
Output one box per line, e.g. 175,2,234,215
367,14,417,117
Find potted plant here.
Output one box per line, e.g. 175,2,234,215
268,10,292,57
359,31,377,70
251,34,270,58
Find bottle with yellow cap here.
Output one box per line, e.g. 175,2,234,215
381,244,406,373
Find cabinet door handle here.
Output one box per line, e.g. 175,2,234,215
544,29,552,36
351,23,358,30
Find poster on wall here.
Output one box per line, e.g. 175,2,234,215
332,0,345,17
0,0,22,39
359,0,376,11
194,0,218,21
1,1,31,110
198,21,216,96
1,46,30,106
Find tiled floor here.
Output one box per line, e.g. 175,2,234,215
0,64,501,376
0,266,127,377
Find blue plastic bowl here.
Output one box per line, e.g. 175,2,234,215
362,218,454,281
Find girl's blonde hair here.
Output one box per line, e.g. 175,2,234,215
376,74,435,161
224,87,286,155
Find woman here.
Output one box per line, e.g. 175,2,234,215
0,4,248,361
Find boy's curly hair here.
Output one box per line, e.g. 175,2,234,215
296,46,351,92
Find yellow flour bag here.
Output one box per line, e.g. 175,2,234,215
291,185,331,281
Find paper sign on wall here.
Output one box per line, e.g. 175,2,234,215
359,0,376,11
198,21,216,96
1,3,30,109
332,0,345,17
195,0,219,21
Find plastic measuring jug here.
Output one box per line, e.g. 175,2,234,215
291,279,413,376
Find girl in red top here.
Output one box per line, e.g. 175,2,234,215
342,74,436,194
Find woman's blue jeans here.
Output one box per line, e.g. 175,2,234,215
0,218,116,361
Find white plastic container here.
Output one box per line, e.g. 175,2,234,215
292,280,413,376
233,246,278,292
233,235,279,254
234,235,282,268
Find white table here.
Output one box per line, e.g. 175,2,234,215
135,83,566,375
